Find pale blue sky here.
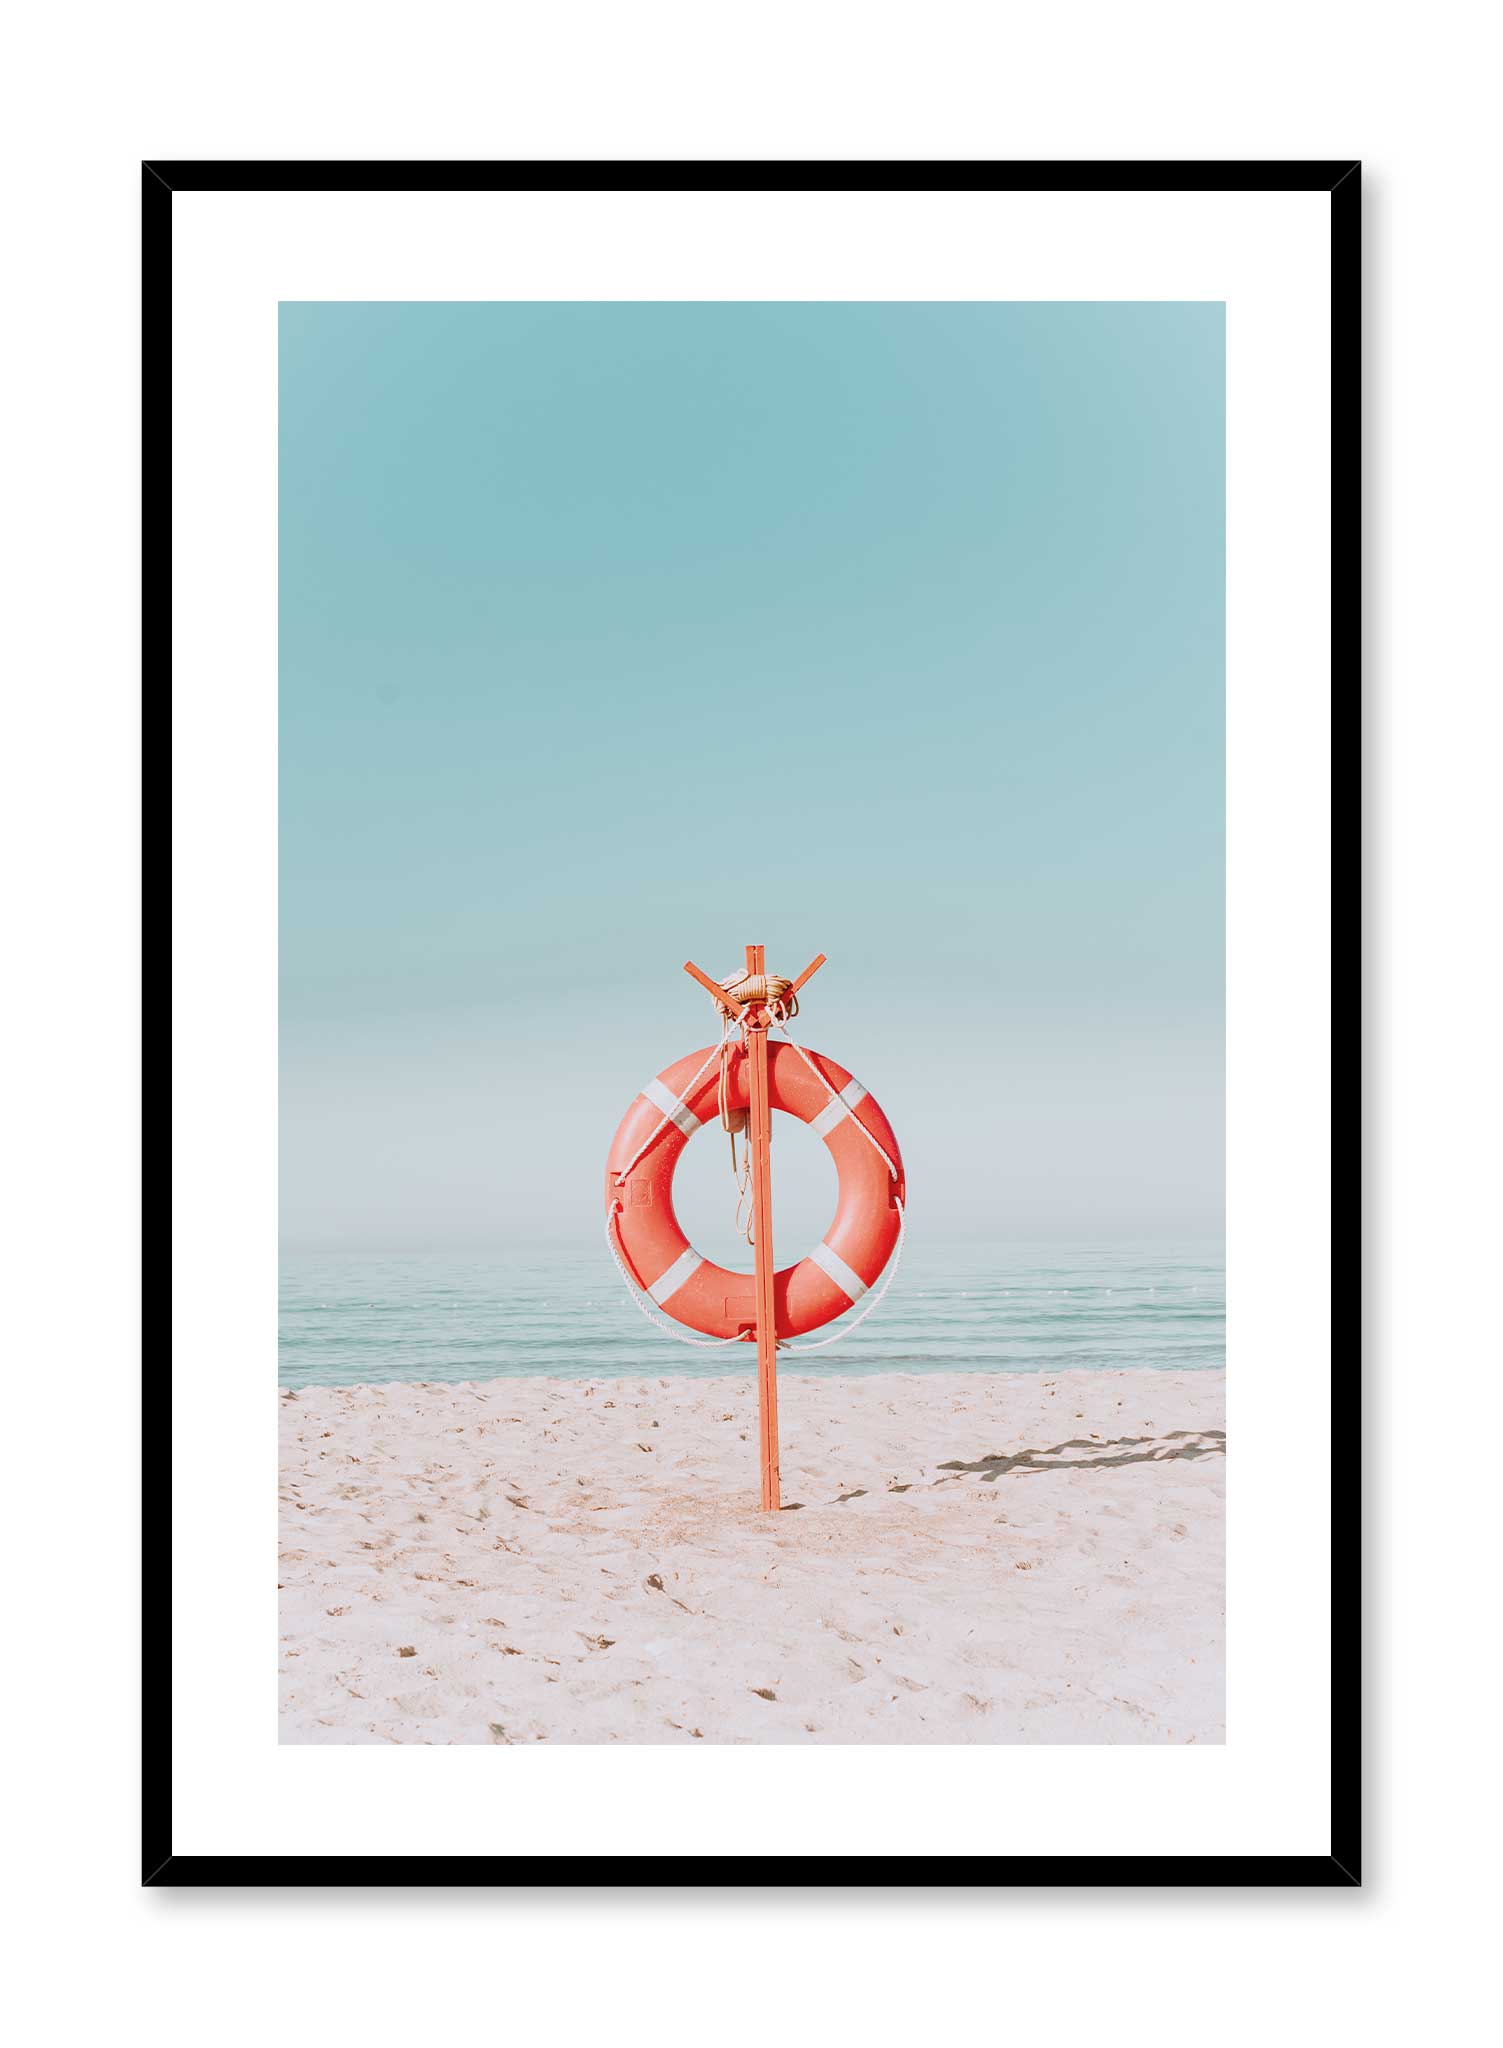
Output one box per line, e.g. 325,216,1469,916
280,301,1223,1252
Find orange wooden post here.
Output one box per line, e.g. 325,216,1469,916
682,944,831,1512
744,942,782,1511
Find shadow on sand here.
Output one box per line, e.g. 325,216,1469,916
932,1429,1226,1484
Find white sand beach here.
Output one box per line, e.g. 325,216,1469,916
279,1369,1224,1745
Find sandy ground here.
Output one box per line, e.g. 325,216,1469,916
279,1370,1224,1745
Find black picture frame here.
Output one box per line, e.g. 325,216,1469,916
145,158,1360,1889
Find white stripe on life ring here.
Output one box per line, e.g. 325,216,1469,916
643,1075,703,1136
648,1246,703,1306
810,1240,869,1303
810,1078,867,1139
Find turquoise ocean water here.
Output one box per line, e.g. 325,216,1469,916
279,1242,1224,1390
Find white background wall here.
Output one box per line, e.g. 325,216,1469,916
1,3,1491,2041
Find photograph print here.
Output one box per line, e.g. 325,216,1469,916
276,295,1228,1750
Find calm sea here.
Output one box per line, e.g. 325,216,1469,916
279,1241,1224,1389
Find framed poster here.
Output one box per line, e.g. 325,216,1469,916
150,160,1358,1884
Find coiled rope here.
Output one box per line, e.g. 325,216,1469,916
720,970,798,1016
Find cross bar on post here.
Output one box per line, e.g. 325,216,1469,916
683,958,744,1016
787,953,827,999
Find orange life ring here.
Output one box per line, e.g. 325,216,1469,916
605,1039,905,1340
